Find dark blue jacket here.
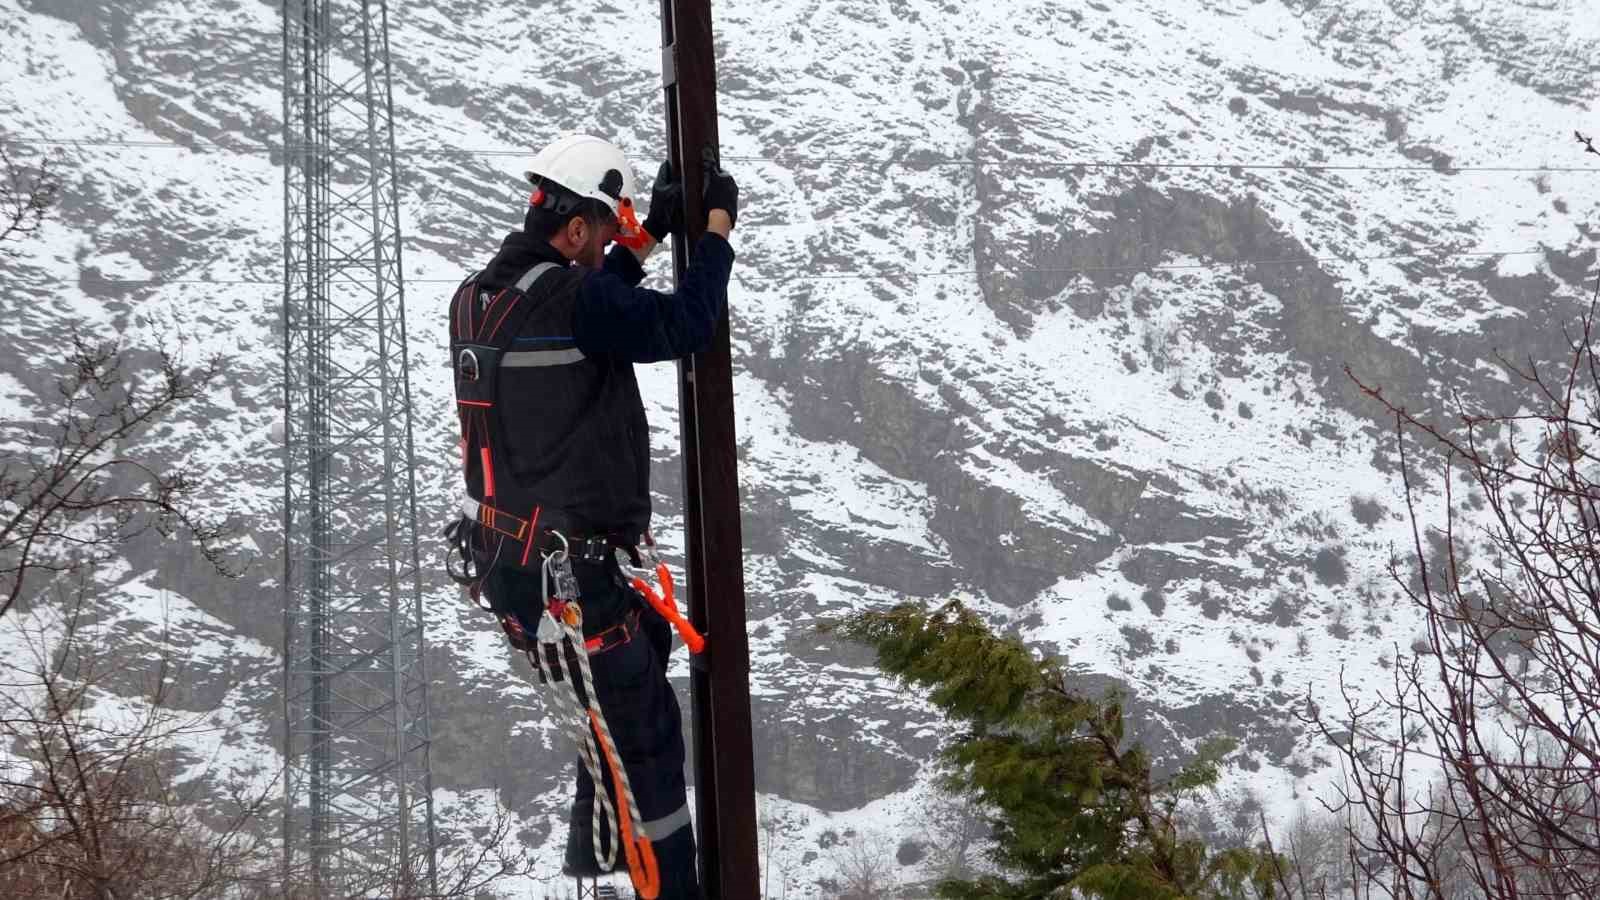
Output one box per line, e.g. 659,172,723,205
480,233,735,361
464,231,734,539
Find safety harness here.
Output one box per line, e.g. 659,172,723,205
443,261,707,899
443,260,571,593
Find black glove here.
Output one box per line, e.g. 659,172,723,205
640,160,683,241
703,162,739,229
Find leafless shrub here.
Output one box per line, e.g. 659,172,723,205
1,592,531,900
1304,294,1600,897
0,593,279,899
0,336,234,621
759,803,798,900
1258,802,1384,900
914,783,989,884
827,829,898,900
0,143,56,253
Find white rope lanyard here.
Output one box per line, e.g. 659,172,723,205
534,546,645,875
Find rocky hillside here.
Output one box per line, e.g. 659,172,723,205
2,0,1597,894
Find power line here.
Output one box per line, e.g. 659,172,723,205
722,155,1594,176
798,248,1547,280
54,247,1550,289
2,136,1593,175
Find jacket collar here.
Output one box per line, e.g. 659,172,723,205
481,229,570,290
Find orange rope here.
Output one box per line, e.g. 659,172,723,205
589,708,660,899
630,563,705,654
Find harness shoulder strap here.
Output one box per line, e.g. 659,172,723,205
472,263,561,345
501,261,588,368
449,270,486,344
514,261,564,293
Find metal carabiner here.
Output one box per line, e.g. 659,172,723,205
638,529,662,568
547,529,570,565
613,549,651,584
616,533,705,656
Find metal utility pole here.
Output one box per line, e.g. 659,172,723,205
280,0,438,893
657,1,760,897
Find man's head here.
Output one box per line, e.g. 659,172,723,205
525,193,617,269
522,134,639,269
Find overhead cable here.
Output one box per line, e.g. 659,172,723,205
54,247,1551,289
2,136,1592,175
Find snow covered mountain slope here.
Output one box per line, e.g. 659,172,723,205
3,0,1598,893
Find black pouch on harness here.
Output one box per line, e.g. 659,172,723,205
454,341,503,411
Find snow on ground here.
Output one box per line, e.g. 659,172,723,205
4,0,1599,892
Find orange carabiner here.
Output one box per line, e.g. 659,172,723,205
630,563,706,655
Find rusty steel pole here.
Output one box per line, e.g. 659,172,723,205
656,1,760,897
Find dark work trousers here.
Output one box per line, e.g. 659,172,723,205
488,556,701,899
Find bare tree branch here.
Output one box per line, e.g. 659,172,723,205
0,336,235,621
0,593,281,899
1308,290,1600,898
0,143,56,253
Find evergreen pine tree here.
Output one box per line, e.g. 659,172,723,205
835,601,1284,900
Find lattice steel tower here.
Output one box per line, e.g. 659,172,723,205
280,0,438,892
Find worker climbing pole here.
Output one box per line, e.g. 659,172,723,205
445,119,742,895
656,0,762,896
443,1,755,894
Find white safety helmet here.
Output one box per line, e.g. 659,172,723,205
524,134,639,217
